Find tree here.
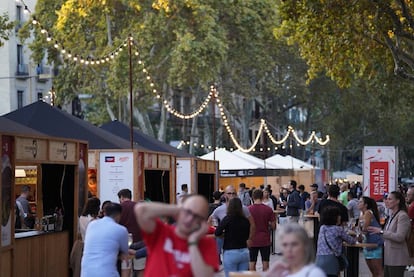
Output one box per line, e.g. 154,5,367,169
23,0,308,152
275,0,414,87
0,13,14,47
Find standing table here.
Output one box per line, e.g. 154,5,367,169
343,242,377,277
271,210,286,254
304,214,319,250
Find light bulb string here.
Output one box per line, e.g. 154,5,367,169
21,0,330,150
213,89,330,151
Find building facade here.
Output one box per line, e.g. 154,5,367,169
0,0,52,115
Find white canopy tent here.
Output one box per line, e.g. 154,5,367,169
332,170,361,180
199,148,264,170
265,154,315,170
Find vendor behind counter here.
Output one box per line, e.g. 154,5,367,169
15,185,35,229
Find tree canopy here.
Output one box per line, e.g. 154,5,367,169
276,0,414,87
0,13,14,47
23,0,303,146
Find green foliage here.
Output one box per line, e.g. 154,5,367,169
274,0,409,87
25,0,283,127
0,13,14,47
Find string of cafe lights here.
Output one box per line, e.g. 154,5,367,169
128,58,330,149
19,0,330,151
210,87,330,152
177,141,293,152
20,0,131,66
22,3,214,118
132,43,214,119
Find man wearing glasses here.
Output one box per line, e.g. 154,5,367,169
208,185,255,265
135,194,219,277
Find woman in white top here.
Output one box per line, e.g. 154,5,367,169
71,197,101,277
265,223,326,277
79,197,101,240
263,188,275,210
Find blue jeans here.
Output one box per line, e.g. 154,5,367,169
216,237,224,264
223,248,249,277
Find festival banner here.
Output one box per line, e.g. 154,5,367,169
363,146,397,201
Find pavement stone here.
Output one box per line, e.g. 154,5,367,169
214,249,414,277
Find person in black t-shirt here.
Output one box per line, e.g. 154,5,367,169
215,198,250,276
317,184,349,225
208,191,223,217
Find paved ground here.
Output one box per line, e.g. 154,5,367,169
214,249,414,277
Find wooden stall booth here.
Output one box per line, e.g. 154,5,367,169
0,131,87,277
88,149,175,203
176,158,219,202
99,121,219,202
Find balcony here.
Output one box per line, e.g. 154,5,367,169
16,63,29,78
36,65,52,82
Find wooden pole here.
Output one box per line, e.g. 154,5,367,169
128,36,134,149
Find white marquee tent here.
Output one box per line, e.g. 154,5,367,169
200,149,264,170
265,154,315,170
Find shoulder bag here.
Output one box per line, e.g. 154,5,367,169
323,230,348,271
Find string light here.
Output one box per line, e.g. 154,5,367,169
132,44,213,119
22,0,131,67
21,0,330,151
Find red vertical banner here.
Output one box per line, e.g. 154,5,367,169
78,143,88,216
369,161,389,201
1,135,13,247
137,152,144,200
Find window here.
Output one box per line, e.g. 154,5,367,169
17,45,23,65
16,6,22,23
17,90,24,108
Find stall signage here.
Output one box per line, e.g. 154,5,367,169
49,141,76,162
99,152,134,203
144,153,157,169
363,146,397,201
158,155,171,169
220,168,289,177
15,137,47,161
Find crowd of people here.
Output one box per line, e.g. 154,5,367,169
70,182,414,277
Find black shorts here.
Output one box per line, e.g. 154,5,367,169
249,246,271,262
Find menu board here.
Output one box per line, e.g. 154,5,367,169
99,152,134,203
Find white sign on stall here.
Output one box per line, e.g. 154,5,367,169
176,159,192,194
363,146,397,201
99,152,134,203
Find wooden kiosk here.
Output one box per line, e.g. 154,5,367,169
176,157,219,202
0,131,88,277
88,149,175,203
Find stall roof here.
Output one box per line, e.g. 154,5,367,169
232,150,291,169
100,120,194,158
0,117,45,136
3,101,145,150
199,148,264,170
265,154,314,170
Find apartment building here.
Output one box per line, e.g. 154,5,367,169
0,0,52,115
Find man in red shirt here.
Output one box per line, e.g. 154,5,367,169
248,189,276,271
135,194,218,277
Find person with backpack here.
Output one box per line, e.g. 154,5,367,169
208,191,223,217
238,183,252,206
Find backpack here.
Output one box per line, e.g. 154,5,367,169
240,191,252,206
